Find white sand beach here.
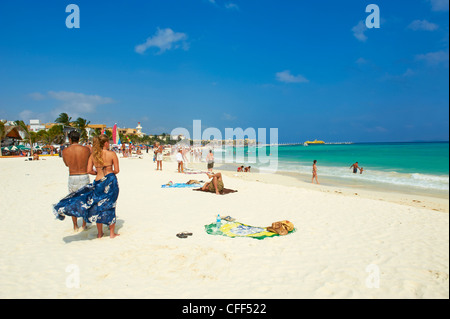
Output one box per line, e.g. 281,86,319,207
0,155,448,299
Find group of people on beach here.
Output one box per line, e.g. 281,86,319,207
54,136,231,238
311,160,364,184
237,166,251,172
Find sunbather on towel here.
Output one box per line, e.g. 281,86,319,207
202,172,224,195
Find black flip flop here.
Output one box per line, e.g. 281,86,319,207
176,232,193,238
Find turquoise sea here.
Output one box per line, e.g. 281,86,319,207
213,142,449,193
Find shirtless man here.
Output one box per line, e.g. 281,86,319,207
62,130,91,231
350,162,359,174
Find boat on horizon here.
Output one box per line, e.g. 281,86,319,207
304,139,325,145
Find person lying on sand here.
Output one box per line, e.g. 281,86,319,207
186,180,202,185
201,172,224,195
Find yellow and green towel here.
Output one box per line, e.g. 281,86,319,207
205,221,295,240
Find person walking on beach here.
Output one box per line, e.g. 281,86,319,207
54,134,120,239
350,162,359,174
206,149,214,172
176,149,184,173
312,160,319,184
155,142,163,170
87,135,120,238
62,130,91,231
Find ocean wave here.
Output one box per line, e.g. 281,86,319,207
257,162,449,191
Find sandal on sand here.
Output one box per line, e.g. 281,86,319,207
180,232,193,236
176,232,193,238
222,216,235,222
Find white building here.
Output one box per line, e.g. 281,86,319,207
29,119,46,132
171,134,186,141
136,122,144,138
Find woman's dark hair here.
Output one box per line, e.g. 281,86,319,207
313,160,317,164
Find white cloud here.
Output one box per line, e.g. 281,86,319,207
19,110,37,122
28,92,46,101
135,28,189,55
48,91,115,115
408,19,439,31
428,0,449,12
382,68,416,81
355,57,369,65
352,21,368,42
225,3,239,10
402,68,415,77
416,50,449,66
276,70,309,83
18,109,51,123
22,91,115,123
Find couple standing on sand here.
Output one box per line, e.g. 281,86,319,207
54,131,120,239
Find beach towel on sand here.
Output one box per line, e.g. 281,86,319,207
205,220,295,240
162,183,202,188
193,188,238,195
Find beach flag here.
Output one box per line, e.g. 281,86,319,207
117,135,121,145
112,124,118,144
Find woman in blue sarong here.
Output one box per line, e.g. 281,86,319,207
54,134,120,238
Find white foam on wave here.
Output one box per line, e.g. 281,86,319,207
257,161,449,191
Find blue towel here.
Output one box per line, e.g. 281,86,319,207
161,183,201,188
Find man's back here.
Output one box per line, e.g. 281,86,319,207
63,144,91,175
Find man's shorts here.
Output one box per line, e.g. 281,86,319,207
68,174,90,193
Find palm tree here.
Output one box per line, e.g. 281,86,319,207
15,120,34,155
47,125,64,144
0,121,5,149
55,113,72,127
91,128,102,138
74,117,91,142
55,113,76,144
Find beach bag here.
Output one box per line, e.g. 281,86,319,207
267,220,294,236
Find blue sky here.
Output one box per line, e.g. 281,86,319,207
0,0,448,143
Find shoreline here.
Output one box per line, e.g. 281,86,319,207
186,161,449,213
